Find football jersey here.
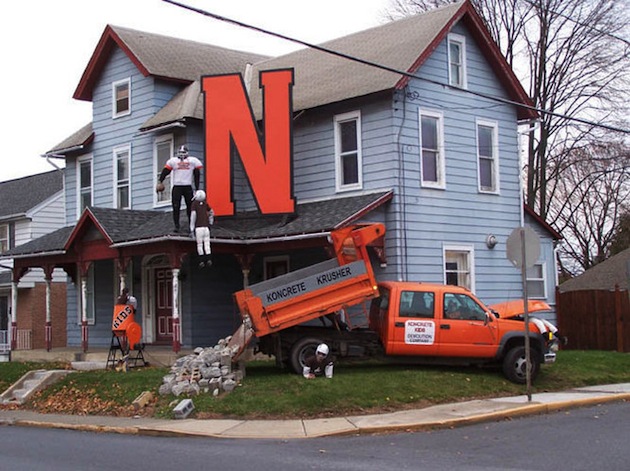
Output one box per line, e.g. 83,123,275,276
164,156,203,186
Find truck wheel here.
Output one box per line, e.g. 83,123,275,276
502,346,540,384
289,337,322,374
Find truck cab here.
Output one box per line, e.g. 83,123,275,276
369,281,557,383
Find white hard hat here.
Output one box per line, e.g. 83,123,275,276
194,190,206,201
316,343,329,356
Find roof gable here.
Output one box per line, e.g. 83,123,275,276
74,25,270,102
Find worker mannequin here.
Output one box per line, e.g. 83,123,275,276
189,190,214,268
303,343,334,379
156,144,203,232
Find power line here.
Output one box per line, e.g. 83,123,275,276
162,0,629,134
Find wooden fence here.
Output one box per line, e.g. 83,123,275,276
556,286,629,352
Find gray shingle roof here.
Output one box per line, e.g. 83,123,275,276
74,25,270,102
47,122,93,155
249,2,463,116
559,247,630,292
0,171,63,220
112,25,270,83
2,191,392,258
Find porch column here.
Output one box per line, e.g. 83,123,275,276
172,267,181,353
81,276,89,352
44,268,53,352
235,254,254,289
10,280,18,350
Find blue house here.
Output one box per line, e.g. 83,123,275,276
3,1,560,353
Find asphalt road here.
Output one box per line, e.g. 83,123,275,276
0,402,628,470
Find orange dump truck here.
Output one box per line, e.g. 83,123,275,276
228,223,559,383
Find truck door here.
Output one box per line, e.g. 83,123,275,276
438,291,496,357
389,290,440,355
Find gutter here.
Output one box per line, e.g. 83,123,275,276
109,231,332,248
0,250,66,261
41,145,85,158
136,121,186,136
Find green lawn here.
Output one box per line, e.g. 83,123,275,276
1,350,628,419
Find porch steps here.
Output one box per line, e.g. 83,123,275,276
0,369,74,405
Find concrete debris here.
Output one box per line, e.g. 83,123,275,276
159,336,244,398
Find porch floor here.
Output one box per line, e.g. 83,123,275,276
9,345,194,367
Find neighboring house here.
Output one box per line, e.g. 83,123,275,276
0,171,67,351
1,1,560,352
559,247,630,293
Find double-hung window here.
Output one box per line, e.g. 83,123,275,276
443,245,474,291
77,156,93,218
447,34,467,88
477,119,499,193
154,136,173,206
419,109,445,188
0,224,9,253
114,145,131,209
526,263,547,299
113,78,131,118
334,111,362,191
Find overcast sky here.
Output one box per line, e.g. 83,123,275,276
0,0,391,182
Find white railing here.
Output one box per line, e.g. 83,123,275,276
0,330,9,353
16,329,32,350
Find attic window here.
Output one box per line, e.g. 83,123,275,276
447,34,467,89
113,78,131,118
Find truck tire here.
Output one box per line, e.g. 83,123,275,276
502,346,539,384
289,337,322,374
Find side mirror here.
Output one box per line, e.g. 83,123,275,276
484,312,493,325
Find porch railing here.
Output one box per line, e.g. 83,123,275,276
0,330,9,353
15,329,32,350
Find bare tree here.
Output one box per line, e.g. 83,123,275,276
609,210,630,256
385,0,630,219
548,141,630,276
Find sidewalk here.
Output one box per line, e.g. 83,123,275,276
1,383,629,439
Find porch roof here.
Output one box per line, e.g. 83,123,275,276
1,190,393,259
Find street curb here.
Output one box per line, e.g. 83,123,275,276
322,393,630,438
1,393,628,439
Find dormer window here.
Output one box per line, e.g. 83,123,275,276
113,78,131,118
447,34,467,88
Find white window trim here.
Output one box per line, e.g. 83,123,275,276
526,262,547,299
447,33,467,89
154,134,174,208
113,144,132,209
76,154,93,220
418,108,446,189
476,118,500,194
263,255,290,280
442,244,475,292
334,110,363,192
112,78,131,118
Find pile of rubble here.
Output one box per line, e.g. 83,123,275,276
158,336,245,397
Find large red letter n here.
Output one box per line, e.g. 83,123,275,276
202,69,295,216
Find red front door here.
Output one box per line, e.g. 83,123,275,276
155,268,173,342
